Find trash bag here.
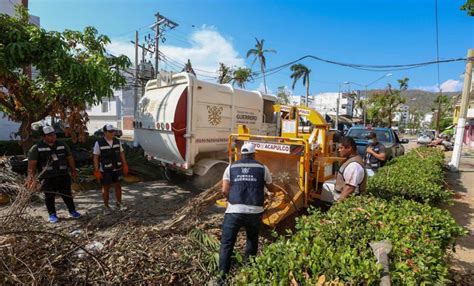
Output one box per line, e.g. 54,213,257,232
9,155,28,174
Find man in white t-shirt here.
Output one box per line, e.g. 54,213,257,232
93,124,128,214
218,143,276,282
321,136,367,203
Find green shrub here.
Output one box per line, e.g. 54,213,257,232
236,196,466,285
368,147,450,204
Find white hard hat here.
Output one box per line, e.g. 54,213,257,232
241,142,256,154
42,126,55,135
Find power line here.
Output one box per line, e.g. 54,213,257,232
435,0,441,91
253,55,469,78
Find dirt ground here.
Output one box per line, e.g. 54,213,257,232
0,180,225,238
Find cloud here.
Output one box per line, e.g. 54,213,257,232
440,79,463,92
417,79,463,92
107,26,244,80
257,82,272,94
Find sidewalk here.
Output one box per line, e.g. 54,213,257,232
445,149,474,281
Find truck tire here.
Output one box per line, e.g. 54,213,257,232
163,167,183,184
192,162,228,190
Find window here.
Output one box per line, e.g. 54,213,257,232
101,101,109,113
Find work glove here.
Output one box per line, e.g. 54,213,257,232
123,163,129,176
94,169,102,181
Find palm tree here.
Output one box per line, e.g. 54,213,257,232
290,64,311,106
232,67,253,88
246,38,276,94
217,62,233,84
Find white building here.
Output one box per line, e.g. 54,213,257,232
86,73,136,137
313,92,354,117
393,105,410,126
0,0,40,140
421,112,434,128
289,95,315,107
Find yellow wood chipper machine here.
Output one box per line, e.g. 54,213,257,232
217,104,344,226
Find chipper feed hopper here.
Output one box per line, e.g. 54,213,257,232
218,105,343,226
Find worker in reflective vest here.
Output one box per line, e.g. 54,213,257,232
321,136,367,203
93,124,128,214
364,131,387,176
27,126,81,223
218,142,276,282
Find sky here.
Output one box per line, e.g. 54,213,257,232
28,0,474,96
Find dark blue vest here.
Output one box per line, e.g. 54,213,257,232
228,158,266,207
98,138,122,172
36,141,69,179
364,142,384,171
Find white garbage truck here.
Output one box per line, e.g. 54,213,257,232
135,72,277,187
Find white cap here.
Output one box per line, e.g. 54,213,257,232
42,126,55,135
104,124,115,131
241,142,256,154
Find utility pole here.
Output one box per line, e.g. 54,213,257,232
133,31,139,147
449,49,474,171
153,12,178,83
336,87,340,130
364,85,368,126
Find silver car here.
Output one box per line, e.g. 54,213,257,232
417,133,432,145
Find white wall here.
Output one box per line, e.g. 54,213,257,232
0,0,21,16
314,92,354,117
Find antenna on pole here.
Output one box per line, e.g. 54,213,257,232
152,13,178,84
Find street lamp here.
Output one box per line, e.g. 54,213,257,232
348,73,392,126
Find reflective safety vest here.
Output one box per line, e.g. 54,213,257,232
335,154,367,194
36,141,69,179
228,158,266,207
97,138,122,172
364,142,385,171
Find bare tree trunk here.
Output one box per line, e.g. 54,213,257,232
261,63,267,94
306,83,310,107
19,119,34,155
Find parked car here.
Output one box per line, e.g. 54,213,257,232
93,128,123,138
417,133,433,145
345,127,408,160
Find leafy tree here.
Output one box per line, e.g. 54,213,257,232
461,0,474,16
290,64,311,106
246,38,276,94
217,62,233,84
276,86,291,105
431,94,452,133
367,78,408,127
232,67,253,88
0,7,130,152
182,59,196,76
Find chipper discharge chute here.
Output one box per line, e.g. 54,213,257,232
218,105,343,227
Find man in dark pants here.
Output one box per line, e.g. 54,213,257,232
27,126,81,223
364,132,387,176
218,142,275,282
93,124,128,214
